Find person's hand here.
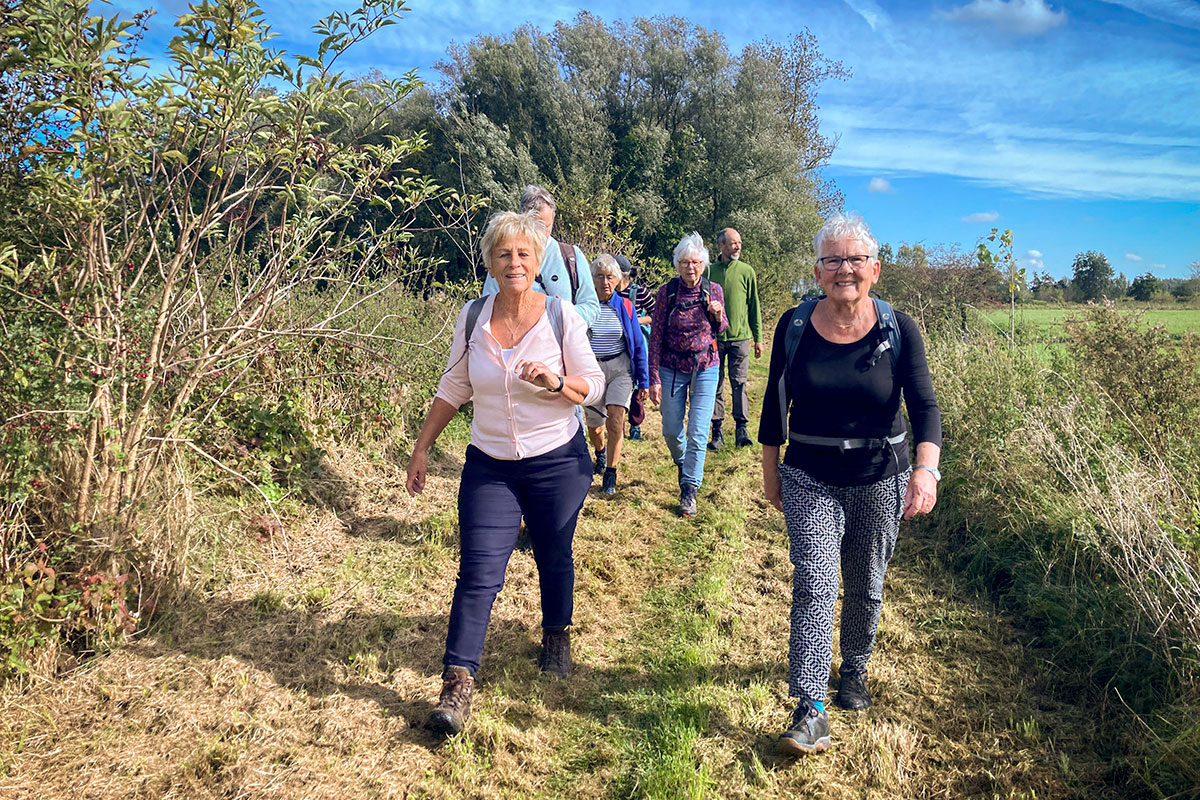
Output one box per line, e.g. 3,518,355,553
707,300,724,319
754,342,764,359
902,468,938,519
649,384,662,406
764,467,782,512
514,359,560,391
636,388,649,401
406,450,428,496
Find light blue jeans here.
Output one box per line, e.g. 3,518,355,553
659,364,719,488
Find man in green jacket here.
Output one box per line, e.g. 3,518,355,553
708,227,762,449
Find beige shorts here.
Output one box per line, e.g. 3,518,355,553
584,351,633,427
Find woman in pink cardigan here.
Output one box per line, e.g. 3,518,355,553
405,211,604,737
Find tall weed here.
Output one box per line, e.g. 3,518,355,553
927,314,1200,793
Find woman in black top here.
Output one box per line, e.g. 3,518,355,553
759,212,942,757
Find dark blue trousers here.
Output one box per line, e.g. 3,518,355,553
442,428,592,675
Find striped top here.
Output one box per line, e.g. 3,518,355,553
589,302,625,358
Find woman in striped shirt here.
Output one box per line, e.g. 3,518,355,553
585,254,650,495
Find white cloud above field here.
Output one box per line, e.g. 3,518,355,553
1019,249,1046,270
1126,252,1145,261
868,177,894,193
963,211,1001,222
939,0,1067,34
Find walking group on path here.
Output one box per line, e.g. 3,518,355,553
405,185,943,756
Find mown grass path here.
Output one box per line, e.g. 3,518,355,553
0,361,1135,798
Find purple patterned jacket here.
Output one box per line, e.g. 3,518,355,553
648,279,729,386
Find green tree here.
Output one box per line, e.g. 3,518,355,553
1071,250,1113,301
1128,273,1161,302
0,0,453,667
400,13,847,309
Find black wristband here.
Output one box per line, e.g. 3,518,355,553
549,374,564,393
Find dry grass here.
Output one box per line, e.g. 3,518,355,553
0,365,1143,799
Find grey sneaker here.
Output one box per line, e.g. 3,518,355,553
602,467,617,495
680,484,698,517
629,425,642,441
779,699,831,755
835,669,872,710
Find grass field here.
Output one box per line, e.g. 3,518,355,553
0,361,1143,799
980,305,1200,339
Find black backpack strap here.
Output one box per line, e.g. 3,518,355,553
777,299,819,439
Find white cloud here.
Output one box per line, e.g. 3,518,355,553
1125,252,1145,261
963,211,1000,222
940,0,1067,35
868,177,893,193
1020,250,1045,270
1096,0,1200,31
843,0,892,31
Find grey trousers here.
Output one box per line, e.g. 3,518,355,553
712,338,751,424
780,463,910,701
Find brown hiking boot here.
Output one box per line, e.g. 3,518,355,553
428,666,474,736
538,628,571,678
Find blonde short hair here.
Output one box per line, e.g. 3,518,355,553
481,211,549,276
591,253,622,282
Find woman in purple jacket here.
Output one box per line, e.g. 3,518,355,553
648,233,729,517
585,254,650,495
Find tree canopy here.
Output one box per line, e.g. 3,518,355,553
1071,250,1114,301
398,12,848,309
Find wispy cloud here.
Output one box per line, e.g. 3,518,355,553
868,177,894,193
1095,0,1200,31
963,211,1000,222
1020,249,1045,270
843,0,892,30
939,0,1067,34
1125,252,1145,261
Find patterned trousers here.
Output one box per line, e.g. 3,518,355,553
780,463,910,701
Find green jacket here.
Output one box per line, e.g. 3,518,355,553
708,258,762,343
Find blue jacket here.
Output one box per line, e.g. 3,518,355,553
482,236,601,328
606,291,650,390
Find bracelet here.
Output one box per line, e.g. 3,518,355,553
549,374,564,393
913,464,941,482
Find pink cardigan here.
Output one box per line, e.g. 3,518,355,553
435,295,604,460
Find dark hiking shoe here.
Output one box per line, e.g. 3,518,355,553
676,463,684,488
779,699,831,756
428,666,474,736
680,484,698,517
629,425,642,441
539,628,572,678
836,669,872,710
735,423,752,448
707,421,724,451
602,468,617,495
593,448,606,475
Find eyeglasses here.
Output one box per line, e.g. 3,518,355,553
817,255,872,271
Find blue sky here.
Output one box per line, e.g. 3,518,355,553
112,0,1200,279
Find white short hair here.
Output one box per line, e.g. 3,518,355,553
673,232,709,269
591,253,622,281
814,213,879,260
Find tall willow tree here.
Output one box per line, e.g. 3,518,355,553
403,12,847,309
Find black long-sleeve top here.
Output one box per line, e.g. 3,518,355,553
758,306,942,486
